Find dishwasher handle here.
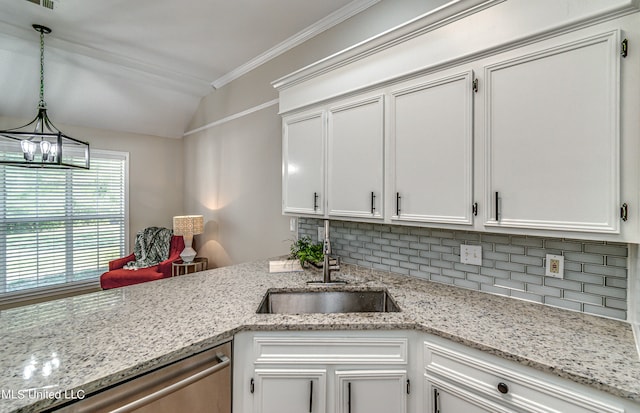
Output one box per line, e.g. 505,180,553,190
109,353,230,413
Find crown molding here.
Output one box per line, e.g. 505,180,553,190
183,98,279,137
272,0,640,91
272,0,505,91
210,0,380,90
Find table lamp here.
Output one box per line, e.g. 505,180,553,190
173,215,204,263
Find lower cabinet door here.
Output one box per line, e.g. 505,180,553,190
335,370,407,413
427,382,512,413
254,369,326,413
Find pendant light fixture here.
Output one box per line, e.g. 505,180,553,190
0,24,90,169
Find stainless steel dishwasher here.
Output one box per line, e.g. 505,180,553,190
54,341,231,413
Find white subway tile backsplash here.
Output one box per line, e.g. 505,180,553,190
298,219,629,320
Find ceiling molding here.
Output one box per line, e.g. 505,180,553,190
272,0,504,91
183,98,279,137
272,0,640,91
210,0,380,90
0,21,211,97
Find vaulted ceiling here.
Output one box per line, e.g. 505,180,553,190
0,0,375,138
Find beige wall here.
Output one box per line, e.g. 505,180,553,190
0,116,184,250
184,0,448,267
187,0,449,130
183,105,291,267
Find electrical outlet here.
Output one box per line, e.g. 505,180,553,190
545,254,564,278
289,217,297,232
460,245,482,266
317,226,325,241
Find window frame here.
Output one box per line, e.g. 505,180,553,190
0,149,129,306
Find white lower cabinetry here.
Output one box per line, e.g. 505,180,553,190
423,335,631,413
234,331,637,413
253,369,326,413
335,370,407,413
233,331,414,413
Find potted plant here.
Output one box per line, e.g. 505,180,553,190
290,236,324,268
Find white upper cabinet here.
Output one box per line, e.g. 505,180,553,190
390,71,474,225
276,1,640,241
282,110,325,215
327,94,385,219
484,31,620,233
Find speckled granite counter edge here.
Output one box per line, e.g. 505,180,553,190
6,261,640,412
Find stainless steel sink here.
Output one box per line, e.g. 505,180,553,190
257,289,401,314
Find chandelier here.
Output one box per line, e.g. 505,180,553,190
0,24,90,169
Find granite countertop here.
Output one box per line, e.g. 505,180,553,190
1,260,639,412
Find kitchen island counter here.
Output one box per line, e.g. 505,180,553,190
1,260,638,412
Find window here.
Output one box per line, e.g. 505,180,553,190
0,150,128,302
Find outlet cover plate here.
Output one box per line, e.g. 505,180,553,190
545,254,564,278
461,245,482,266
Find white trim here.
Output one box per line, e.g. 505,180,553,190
272,0,503,90
272,0,640,92
182,98,279,137
210,0,380,90
633,324,640,360
630,245,640,358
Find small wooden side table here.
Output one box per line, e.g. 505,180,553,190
172,257,208,277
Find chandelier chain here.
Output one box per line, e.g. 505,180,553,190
38,29,46,109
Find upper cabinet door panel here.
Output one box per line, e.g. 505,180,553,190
391,70,474,225
283,111,325,215
328,95,384,219
485,31,620,233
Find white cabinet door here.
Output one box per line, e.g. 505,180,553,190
335,370,407,413
283,110,325,215
327,95,384,219
484,31,620,233
254,369,326,413
390,71,474,225
430,385,509,413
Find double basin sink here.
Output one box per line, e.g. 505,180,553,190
257,288,400,314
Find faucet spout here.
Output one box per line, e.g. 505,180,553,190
306,219,344,285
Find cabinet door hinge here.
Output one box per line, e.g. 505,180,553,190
621,203,629,221
250,378,255,394
472,78,479,93
406,379,411,395
621,38,628,58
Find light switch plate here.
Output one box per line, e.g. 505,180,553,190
545,254,564,278
289,217,297,232
460,245,482,266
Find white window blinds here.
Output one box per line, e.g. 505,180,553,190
0,150,128,298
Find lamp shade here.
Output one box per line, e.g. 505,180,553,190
173,215,204,236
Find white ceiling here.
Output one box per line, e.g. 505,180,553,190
0,0,375,138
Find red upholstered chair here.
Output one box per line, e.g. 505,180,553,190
100,235,185,289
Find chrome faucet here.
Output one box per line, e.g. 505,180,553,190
310,219,343,284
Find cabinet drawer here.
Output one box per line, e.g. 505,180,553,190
424,340,623,413
253,336,407,365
